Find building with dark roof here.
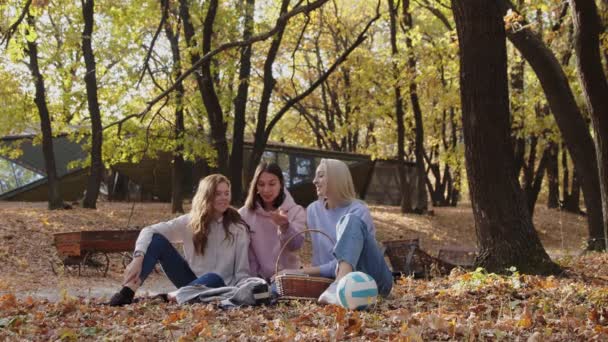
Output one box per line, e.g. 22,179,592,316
0,135,420,207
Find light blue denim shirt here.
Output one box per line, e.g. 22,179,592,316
306,199,375,278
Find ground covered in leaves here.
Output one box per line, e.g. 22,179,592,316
1,201,606,340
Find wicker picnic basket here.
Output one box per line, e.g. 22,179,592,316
274,229,335,300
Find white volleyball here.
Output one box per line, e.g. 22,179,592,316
336,271,378,310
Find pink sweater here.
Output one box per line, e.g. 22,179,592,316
238,190,306,280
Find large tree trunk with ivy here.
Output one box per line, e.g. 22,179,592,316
497,0,605,251
81,0,103,209
569,0,608,251
452,0,560,274
25,15,63,210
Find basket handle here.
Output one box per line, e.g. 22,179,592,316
274,229,335,275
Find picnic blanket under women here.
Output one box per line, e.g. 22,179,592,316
171,277,269,307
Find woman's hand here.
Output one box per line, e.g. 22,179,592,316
122,256,144,287
270,209,289,232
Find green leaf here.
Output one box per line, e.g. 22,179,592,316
81,326,102,336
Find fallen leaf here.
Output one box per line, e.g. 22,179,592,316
517,310,533,329
0,293,17,310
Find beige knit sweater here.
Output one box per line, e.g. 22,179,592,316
134,214,250,286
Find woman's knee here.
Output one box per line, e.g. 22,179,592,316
205,272,223,282
193,272,225,288
149,233,171,249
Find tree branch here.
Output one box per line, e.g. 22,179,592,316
136,0,169,87
264,1,381,138
415,0,452,31
103,0,330,132
1,0,33,48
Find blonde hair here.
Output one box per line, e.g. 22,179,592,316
320,158,357,204
189,174,246,255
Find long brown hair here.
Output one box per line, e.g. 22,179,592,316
244,162,286,210
189,174,247,255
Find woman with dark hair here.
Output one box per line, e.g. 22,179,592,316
239,162,306,280
109,174,251,306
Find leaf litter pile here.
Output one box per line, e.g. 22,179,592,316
1,201,607,340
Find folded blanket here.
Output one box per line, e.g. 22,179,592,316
172,277,270,307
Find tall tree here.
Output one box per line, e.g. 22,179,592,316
402,0,428,213
164,2,186,213
451,0,559,274
178,0,229,176
177,0,333,201
241,0,379,185
498,0,606,250
198,0,230,176
81,0,103,209
229,0,255,204
387,0,412,213
569,0,608,250
25,12,64,210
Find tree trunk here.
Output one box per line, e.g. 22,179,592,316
510,45,525,180
165,8,185,214
546,142,560,208
569,0,608,250
497,0,605,251
81,0,103,209
451,0,559,274
526,147,549,216
388,0,413,213
562,144,570,204
449,107,461,207
230,0,255,205
199,0,229,176
246,0,291,182
560,146,582,213
403,0,428,213
25,14,63,210
179,0,229,176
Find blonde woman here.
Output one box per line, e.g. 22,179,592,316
289,159,392,297
109,174,251,306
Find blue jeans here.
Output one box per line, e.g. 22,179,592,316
139,234,225,289
334,214,393,296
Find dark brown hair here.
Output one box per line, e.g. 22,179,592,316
244,162,286,210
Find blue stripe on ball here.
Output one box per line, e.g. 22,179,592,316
338,282,348,307
350,288,379,298
351,273,367,283
356,304,369,311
